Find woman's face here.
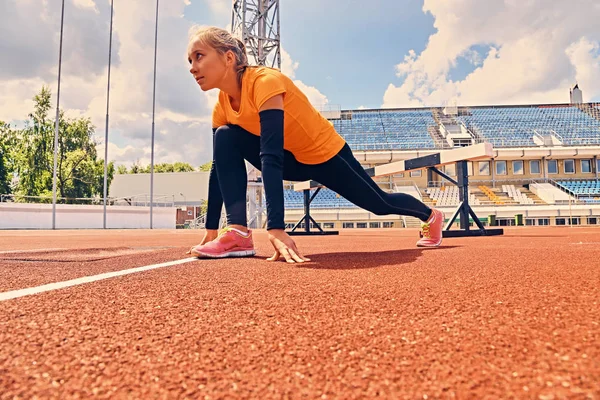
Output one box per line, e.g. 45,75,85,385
187,39,232,91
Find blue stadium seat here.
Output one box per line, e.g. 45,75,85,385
333,110,436,150
555,179,600,203
456,106,600,147
332,105,600,151
283,189,358,209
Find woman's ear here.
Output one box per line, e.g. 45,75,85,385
225,50,235,67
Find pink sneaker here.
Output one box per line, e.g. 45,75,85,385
416,209,444,247
189,227,256,258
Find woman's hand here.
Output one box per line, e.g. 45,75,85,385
200,229,219,245
266,229,311,263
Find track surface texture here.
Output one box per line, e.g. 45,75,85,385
1,228,599,399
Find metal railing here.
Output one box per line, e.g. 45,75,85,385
189,213,206,229
561,137,600,146
1,194,102,205
109,194,175,207
0,193,175,207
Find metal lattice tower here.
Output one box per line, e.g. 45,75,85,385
231,0,281,69
231,0,281,229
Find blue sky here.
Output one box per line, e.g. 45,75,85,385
185,0,600,109
254,0,435,109
1,0,600,166
184,0,439,108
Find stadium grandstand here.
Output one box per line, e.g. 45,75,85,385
274,85,600,231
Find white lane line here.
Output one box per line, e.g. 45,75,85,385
0,257,198,302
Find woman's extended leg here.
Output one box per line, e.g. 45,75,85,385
310,144,433,221
308,144,444,246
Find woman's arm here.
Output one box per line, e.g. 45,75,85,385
260,95,310,263
258,95,285,230
204,128,224,230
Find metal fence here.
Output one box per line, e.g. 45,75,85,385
0,193,175,207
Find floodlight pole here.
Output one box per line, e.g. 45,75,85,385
231,0,281,69
52,0,66,230
103,0,114,229
150,0,159,229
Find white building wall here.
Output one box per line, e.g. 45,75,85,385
110,172,210,206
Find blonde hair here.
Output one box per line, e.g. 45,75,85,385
188,26,249,86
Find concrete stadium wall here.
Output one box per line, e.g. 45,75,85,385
0,203,176,229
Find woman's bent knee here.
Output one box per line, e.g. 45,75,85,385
214,125,238,158
214,125,235,144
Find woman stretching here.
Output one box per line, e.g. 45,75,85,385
187,27,444,263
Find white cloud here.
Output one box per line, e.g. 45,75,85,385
280,45,328,107
292,79,328,107
0,0,330,169
203,89,220,114
205,0,230,17
73,0,98,13
0,0,214,168
104,142,148,165
280,47,300,79
0,78,48,123
383,0,600,108
566,37,600,96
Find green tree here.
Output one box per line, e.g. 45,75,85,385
129,160,143,174
127,162,196,173
173,162,195,172
154,163,175,173
12,87,114,202
199,199,208,215
15,87,54,198
0,139,7,194
0,121,15,194
198,161,212,172
116,165,128,174
54,117,115,200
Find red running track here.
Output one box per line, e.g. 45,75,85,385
0,227,599,399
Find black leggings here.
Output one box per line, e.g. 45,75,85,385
213,124,432,227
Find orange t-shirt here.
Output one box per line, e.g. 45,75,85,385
212,66,346,165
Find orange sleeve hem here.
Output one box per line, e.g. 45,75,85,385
256,89,287,110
